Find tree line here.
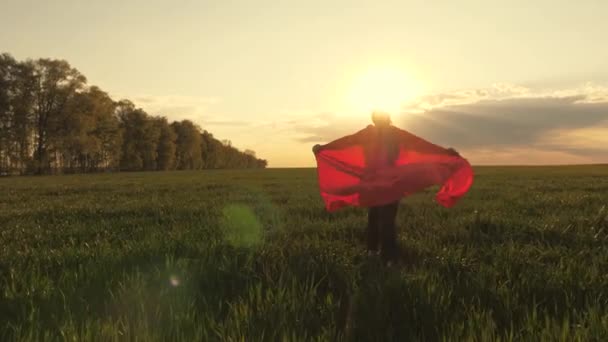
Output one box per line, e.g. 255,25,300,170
0,53,267,175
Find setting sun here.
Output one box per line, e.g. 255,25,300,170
344,66,424,115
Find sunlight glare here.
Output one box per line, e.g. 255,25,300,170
345,66,424,116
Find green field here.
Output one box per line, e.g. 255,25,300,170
1,166,607,341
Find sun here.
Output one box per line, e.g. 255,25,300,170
344,66,423,116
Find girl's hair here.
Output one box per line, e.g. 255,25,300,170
371,111,391,126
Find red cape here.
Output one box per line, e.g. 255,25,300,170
314,125,474,211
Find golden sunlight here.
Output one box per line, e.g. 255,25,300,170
344,66,424,116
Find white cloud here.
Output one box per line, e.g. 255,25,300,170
114,94,220,124
404,82,608,112
463,147,596,165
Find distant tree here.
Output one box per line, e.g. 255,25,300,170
155,117,176,170
198,130,266,169
0,54,15,173
55,89,94,172
54,86,120,172
200,130,219,168
11,60,37,173
172,120,202,170
91,88,122,171
29,58,87,174
117,100,160,171
0,53,267,174
0,54,36,174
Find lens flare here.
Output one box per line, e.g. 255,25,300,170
345,66,424,115
169,275,180,287
221,204,263,248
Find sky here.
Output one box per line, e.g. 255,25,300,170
1,0,607,167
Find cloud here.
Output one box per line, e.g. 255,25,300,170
291,83,608,164
125,94,220,123
462,147,597,165
406,83,608,111
119,94,256,128
292,112,364,143
403,96,608,149
204,120,251,127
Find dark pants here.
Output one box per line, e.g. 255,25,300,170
367,201,400,260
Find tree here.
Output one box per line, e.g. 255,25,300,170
90,88,122,171
155,117,176,171
117,100,160,171
172,120,202,170
199,130,267,169
56,86,120,172
0,54,37,174
0,54,16,173
200,130,219,168
30,58,87,174
10,60,37,174
0,53,267,174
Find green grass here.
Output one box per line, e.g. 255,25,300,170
1,166,608,341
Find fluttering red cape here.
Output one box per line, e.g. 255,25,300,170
314,125,474,211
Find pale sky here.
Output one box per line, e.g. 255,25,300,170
2,0,607,167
